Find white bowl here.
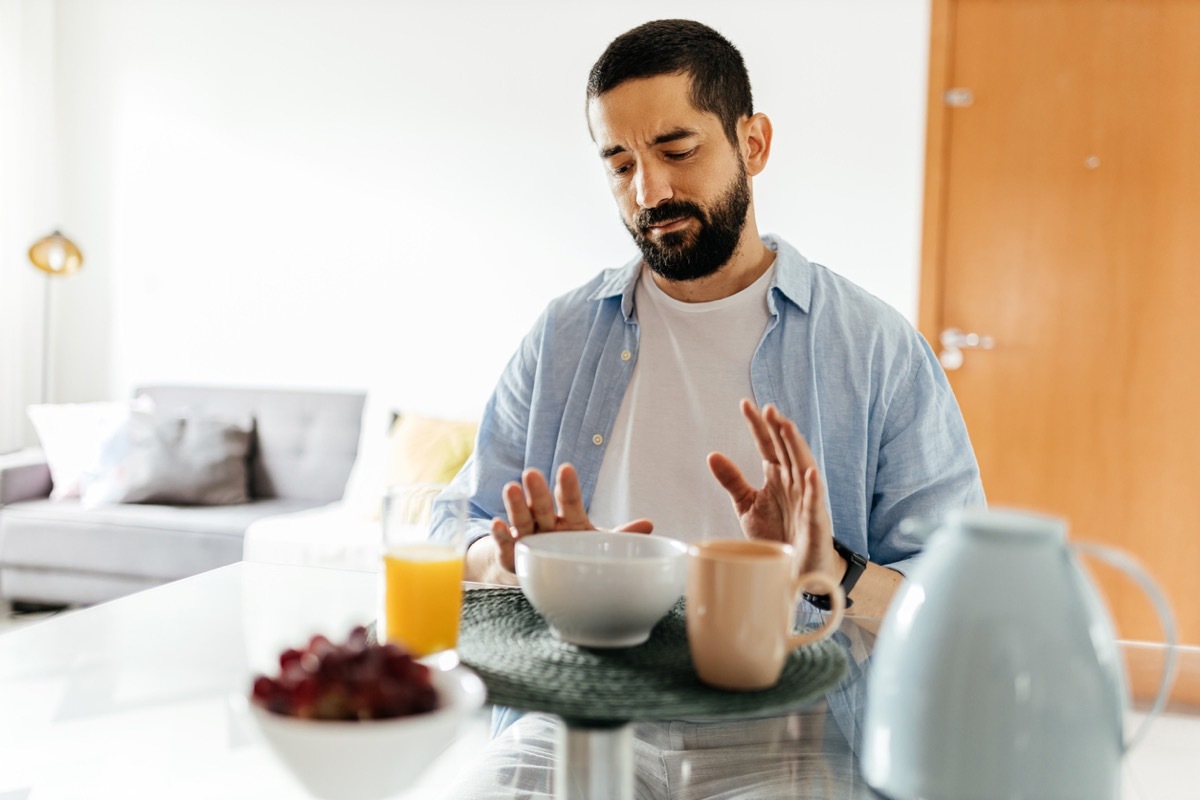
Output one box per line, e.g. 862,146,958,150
515,531,688,647
249,664,486,800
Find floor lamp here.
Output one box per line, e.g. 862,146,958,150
28,230,84,404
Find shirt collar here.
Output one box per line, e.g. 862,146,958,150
588,254,643,320
763,234,813,314
587,233,813,319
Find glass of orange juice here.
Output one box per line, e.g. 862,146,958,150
380,483,467,658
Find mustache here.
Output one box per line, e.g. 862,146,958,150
634,201,705,233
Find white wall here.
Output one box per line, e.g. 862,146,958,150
0,0,61,451
39,0,930,428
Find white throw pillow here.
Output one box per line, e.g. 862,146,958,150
27,401,133,500
341,392,401,519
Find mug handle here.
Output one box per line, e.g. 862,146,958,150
1072,542,1179,751
787,571,846,648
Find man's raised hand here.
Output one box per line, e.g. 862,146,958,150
707,400,841,577
489,463,653,573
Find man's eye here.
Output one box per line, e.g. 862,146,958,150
665,149,695,161
611,164,633,177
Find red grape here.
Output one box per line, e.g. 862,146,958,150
250,626,440,721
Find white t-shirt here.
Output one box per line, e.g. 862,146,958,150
589,263,776,544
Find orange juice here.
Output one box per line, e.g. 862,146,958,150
383,544,464,657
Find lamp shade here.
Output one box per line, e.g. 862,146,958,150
28,231,84,276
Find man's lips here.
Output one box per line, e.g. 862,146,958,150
644,216,692,235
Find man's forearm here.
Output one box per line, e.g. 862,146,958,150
464,535,518,586
844,562,903,628
806,550,900,622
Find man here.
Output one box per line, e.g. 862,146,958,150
434,19,983,620
434,18,984,798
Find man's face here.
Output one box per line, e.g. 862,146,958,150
587,73,751,282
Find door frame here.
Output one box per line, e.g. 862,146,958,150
917,0,954,347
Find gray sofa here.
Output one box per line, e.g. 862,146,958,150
0,385,365,606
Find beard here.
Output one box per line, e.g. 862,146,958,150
623,162,751,283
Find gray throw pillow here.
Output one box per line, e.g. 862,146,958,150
81,410,254,507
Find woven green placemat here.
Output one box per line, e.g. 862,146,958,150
457,588,849,724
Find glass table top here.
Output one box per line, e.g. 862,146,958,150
0,561,1196,799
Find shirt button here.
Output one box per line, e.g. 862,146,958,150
620,349,632,361
592,434,604,446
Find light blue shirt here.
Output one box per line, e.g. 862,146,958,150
432,235,984,575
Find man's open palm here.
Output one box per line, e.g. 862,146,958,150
707,400,836,575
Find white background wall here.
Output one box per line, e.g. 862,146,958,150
0,0,61,449
3,0,931,445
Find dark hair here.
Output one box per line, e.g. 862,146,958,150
586,19,753,145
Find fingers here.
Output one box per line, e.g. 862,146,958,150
613,518,654,534
501,480,535,536
771,406,817,473
708,452,755,512
794,467,831,572
775,413,830,542
798,467,819,544
553,464,591,530
744,399,811,474
490,517,518,572
762,405,794,481
502,465,592,536
804,464,824,512
522,469,557,532
762,404,821,492
739,399,778,464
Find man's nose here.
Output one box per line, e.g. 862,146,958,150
634,162,673,209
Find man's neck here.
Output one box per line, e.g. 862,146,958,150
649,225,775,303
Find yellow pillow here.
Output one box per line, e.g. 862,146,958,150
372,412,478,520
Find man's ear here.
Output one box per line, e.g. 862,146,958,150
741,113,773,177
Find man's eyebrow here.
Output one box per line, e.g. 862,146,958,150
651,128,699,147
599,128,700,160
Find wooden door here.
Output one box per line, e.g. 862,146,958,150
919,0,1200,646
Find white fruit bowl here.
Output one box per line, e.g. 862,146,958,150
249,664,486,800
515,530,688,647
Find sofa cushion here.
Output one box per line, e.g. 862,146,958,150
81,408,253,507
136,386,365,503
0,497,317,580
0,567,167,607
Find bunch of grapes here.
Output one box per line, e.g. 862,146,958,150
250,625,439,721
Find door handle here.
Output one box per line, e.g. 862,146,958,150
939,327,995,371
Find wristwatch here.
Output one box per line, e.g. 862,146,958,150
804,539,868,610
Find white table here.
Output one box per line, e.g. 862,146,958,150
2,562,1197,799
0,562,487,799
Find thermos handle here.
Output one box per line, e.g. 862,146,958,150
1072,542,1178,751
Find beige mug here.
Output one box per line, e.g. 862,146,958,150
686,539,846,691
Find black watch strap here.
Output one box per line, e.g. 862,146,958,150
804,539,868,610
